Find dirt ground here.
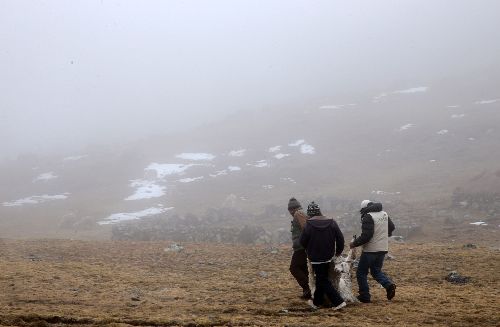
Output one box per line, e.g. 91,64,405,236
0,238,499,327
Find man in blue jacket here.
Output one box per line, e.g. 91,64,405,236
350,200,396,303
300,201,346,310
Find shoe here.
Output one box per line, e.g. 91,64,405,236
333,302,346,311
386,284,396,300
356,295,371,303
307,299,319,310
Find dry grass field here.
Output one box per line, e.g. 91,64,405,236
0,238,499,327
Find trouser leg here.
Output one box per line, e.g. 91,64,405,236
313,263,344,307
356,252,372,301
289,249,311,293
370,253,393,288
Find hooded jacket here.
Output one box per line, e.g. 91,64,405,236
300,216,344,263
352,202,395,252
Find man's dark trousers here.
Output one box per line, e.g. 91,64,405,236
356,252,393,301
289,249,310,296
312,262,344,307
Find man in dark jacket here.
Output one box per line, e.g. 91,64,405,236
287,198,311,299
350,200,396,303
300,201,346,310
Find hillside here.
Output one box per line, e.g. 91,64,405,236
0,238,499,327
1,78,499,240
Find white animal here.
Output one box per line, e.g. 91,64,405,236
307,237,359,304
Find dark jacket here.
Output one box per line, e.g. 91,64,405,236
352,202,395,248
300,216,344,263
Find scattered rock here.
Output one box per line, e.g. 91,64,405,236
463,243,477,249
386,254,396,260
445,271,471,284
258,271,269,278
131,296,141,301
164,243,184,252
26,254,42,262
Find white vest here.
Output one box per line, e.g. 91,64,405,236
362,211,389,252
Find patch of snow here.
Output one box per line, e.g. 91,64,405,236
300,144,315,154
470,221,488,226
289,139,305,147
175,153,215,161
98,206,173,225
281,177,296,184
228,149,246,157
451,114,465,119
209,170,228,178
372,190,401,195
228,166,241,171
429,159,437,162
262,185,274,189
274,153,290,159
398,123,415,131
269,145,281,153
178,176,204,183
63,155,88,162
437,129,449,135
373,87,428,102
475,99,499,105
468,137,475,141
125,180,166,201
3,193,70,207
247,160,269,168
447,105,460,108
33,172,58,183
393,86,428,94
145,163,196,179
319,103,356,110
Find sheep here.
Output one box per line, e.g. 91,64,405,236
307,236,359,304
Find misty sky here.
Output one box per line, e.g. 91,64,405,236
1,0,499,159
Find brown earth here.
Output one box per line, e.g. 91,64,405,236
0,239,499,327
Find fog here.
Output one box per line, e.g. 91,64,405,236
1,0,499,160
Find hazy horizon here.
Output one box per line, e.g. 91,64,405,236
2,0,500,160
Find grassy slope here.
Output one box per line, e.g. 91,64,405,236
0,238,499,327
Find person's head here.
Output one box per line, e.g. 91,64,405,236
360,200,373,209
287,197,302,215
307,201,322,217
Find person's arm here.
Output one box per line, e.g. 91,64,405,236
332,221,345,256
294,210,308,230
351,215,375,248
388,217,395,237
300,223,310,248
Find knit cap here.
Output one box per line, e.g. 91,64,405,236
288,197,302,211
307,201,321,217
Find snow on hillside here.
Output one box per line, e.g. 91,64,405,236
33,172,58,183
125,180,166,201
98,206,173,225
63,155,88,162
398,123,415,131
475,99,499,105
3,193,70,207
145,163,197,179
175,153,215,161
228,149,246,157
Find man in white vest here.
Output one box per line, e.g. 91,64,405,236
350,200,396,303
